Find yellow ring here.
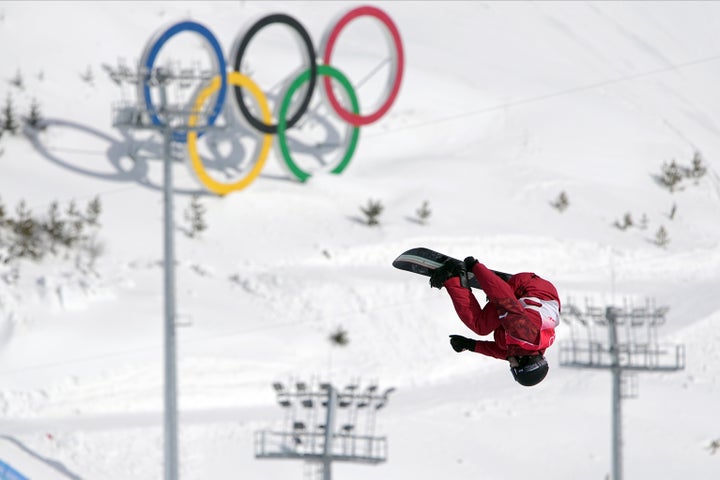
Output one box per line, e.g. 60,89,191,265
187,72,272,195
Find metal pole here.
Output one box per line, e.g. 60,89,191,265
161,82,179,480
322,386,337,480
607,307,622,480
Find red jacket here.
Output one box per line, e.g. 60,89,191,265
444,262,560,359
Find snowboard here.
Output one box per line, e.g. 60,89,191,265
392,247,512,290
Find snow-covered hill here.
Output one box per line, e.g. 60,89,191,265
1,1,719,479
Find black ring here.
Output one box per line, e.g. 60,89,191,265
232,14,317,135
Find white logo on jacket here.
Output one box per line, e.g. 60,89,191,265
519,296,561,328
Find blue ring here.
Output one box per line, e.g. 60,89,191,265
142,21,227,143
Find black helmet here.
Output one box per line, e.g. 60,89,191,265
510,355,549,387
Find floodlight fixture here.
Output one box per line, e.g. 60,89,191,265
255,378,396,480
560,298,685,480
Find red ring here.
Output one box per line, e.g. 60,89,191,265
322,6,404,126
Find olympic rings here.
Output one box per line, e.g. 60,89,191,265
320,5,404,126
231,13,317,135
137,6,404,195
278,65,360,182
187,72,273,195
139,20,227,144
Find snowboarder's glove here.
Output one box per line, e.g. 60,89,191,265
429,258,467,289
464,256,479,271
449,335,476,353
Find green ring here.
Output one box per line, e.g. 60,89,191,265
277,64,360,182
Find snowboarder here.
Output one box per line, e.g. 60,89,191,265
430,256,560,386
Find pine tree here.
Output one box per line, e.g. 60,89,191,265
25,98,45,130
329,326,349,347
657,160,683,192
85,196,102,226
415,200,431,225
75,234,105,274
708,439,720,455
613,212,633,231
622,212,633,228
8,200,43,260
688,151,707,182
9,70,24,90
0,197,105,270
654,226,670,248
2,94,19,135
63,200,85,249
80,65,94,85
184,194,207,238
551,191,569,212
360,199,384,226
43,201,66,255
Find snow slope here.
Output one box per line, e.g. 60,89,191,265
1,1,720,479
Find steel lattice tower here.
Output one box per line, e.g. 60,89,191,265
559,298,685,480
255,378,395,480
